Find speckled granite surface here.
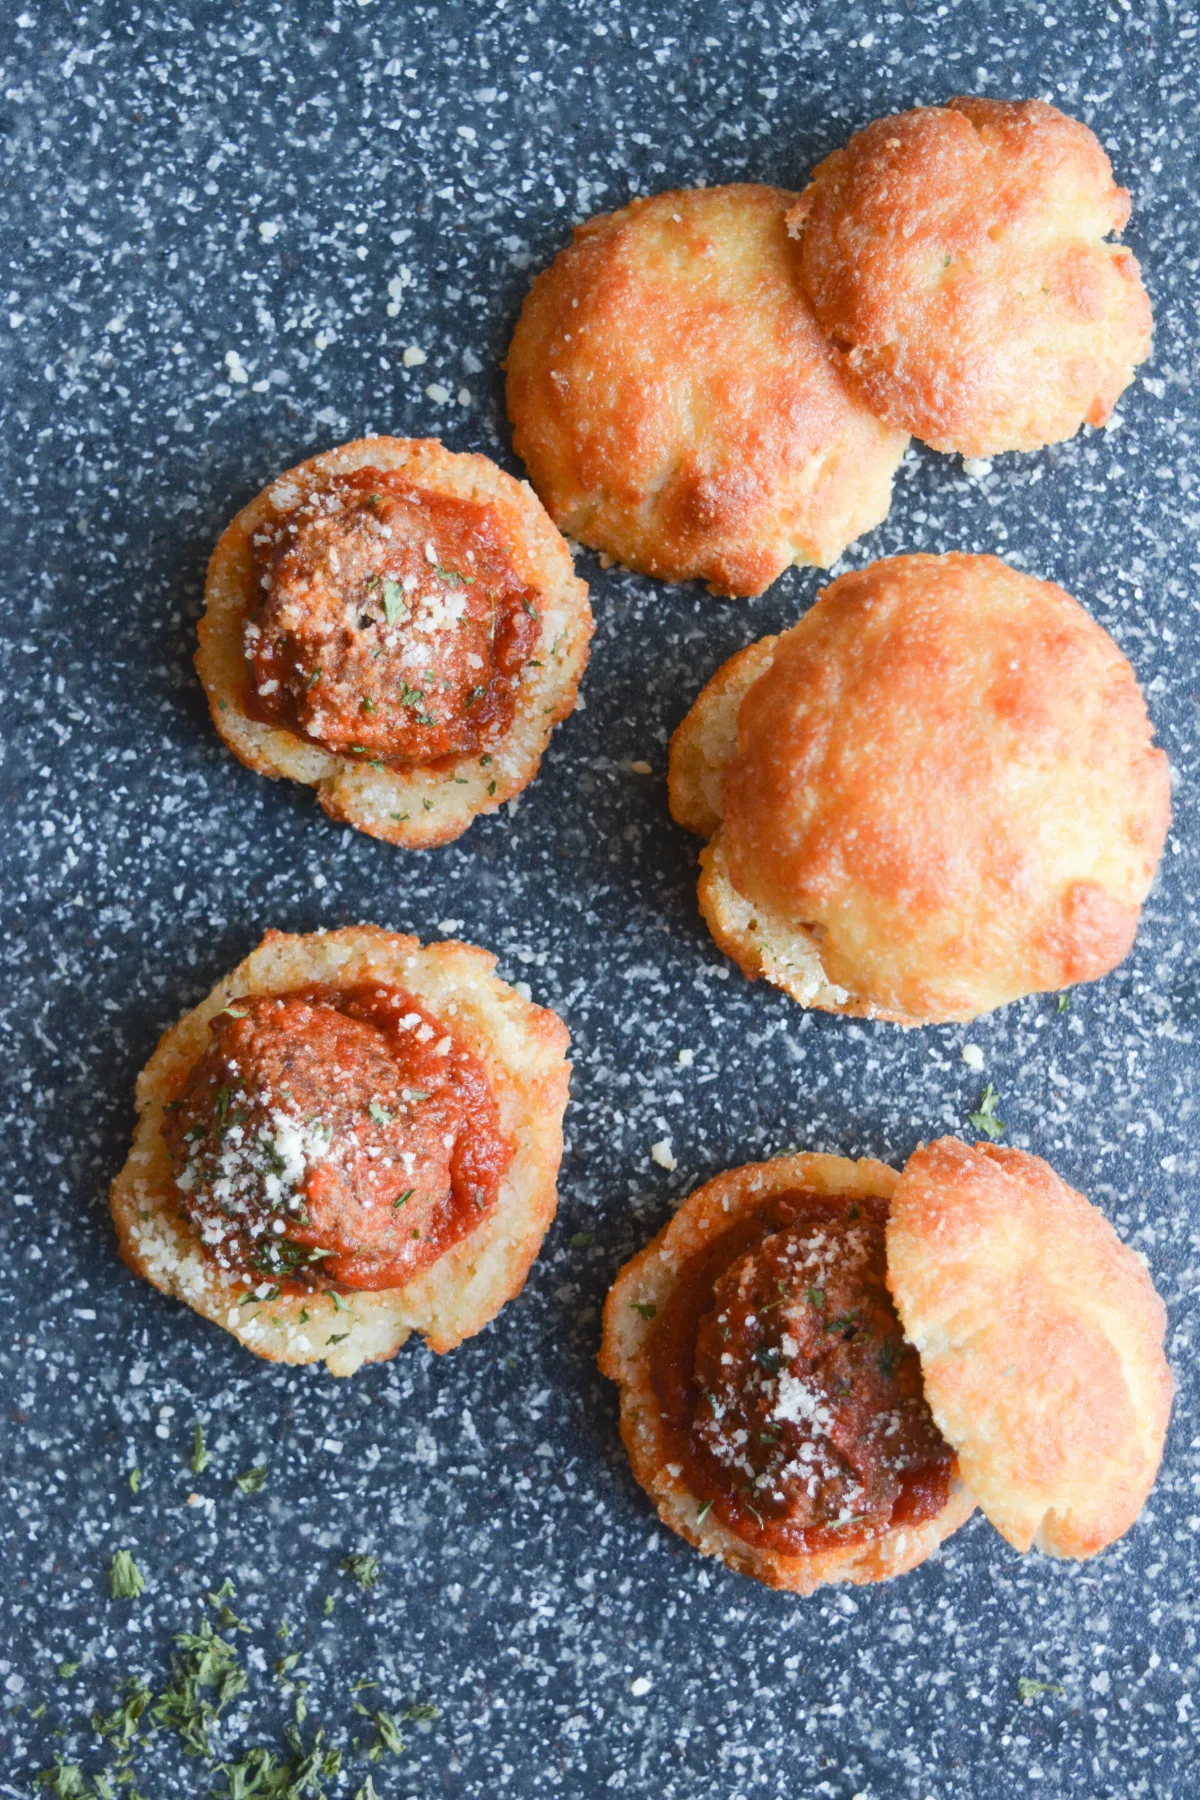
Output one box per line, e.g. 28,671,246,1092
2,2,1197,1794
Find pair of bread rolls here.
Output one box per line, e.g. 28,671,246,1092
507,97,1152,595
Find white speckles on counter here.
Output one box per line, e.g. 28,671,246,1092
0,1,1197,1796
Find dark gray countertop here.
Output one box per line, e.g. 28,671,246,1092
2,2,1197,1795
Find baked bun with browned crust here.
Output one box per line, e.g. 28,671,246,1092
110,926,570,1375
599,1150,977,1594
888,1139,1174,1559
601,1140,1172,1590
505,184,908,597
786,98,1152,459
669,552,1170,1025
198,436,592,848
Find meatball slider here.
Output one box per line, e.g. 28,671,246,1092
787,98,1152,458
506,183,908,597
198,436,593,847
669,552,1170,1025
600,1141,1172,1592
110,927,571,1373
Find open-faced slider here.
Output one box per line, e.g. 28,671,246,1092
601,1139,1172,1591
198,436,593,847
111,926,571,1374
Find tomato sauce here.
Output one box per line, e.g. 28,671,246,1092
648,1189,953,1555
162,983,510,1293
244,468,541,764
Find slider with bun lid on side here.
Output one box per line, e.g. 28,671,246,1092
111,926,571,1375
600,1139,1172,1592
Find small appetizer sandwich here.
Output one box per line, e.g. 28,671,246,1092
600,1140,1173,1593
506,184,908,597
198,436,593,847
786,98,1152,459
110,926,571,1374
669,552,1170,1025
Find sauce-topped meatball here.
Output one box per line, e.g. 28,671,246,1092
650,1190,952,1554
162,984,510,1292
245,468,541,763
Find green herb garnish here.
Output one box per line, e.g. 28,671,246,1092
235,1466,268,1495
190,1422,210,1475
340,1553,382,1591
967,1082,1005,1139
632,1302,657,1321
1017,1676,1065,1703
109,1550,145,1600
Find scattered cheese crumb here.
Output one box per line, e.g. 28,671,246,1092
403,346,427,367
629,760,653,775
629,1676,652,1697
425,382,451,403
224,349,249,384
677,1048,694,1068
258,221,282,242
962,457,993,479
650,1139,676,1171
456,387,471,406
961,1043,985,1071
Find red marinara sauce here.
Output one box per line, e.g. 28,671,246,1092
648,1189,953,1556
244,468,541,763
161,983,510,1293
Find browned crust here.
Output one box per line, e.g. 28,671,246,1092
599,1152,976,1592
888,1139,1173,1559
668,552,1171,1026
110,927,571,1374
787,98,1153,458
197,437,593,848
506,183,907,596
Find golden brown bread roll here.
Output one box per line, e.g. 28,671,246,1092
786,98,1152,458
669,552,1170,1024
506,183,907,597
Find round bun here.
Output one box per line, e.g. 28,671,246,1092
110,927,571,1375
506,184,908,597
888,1139,1173,1558
198,436,592,848
599,1151,976,1592
787,98,1152,457
669,552,1170,1025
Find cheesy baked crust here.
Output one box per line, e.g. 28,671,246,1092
668,553,1170,1025
888,1139,1173,1559
110,927,571,1375
599,1152,976,1593
197,436,593,848
505,183,908,597
787,98,1152,458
